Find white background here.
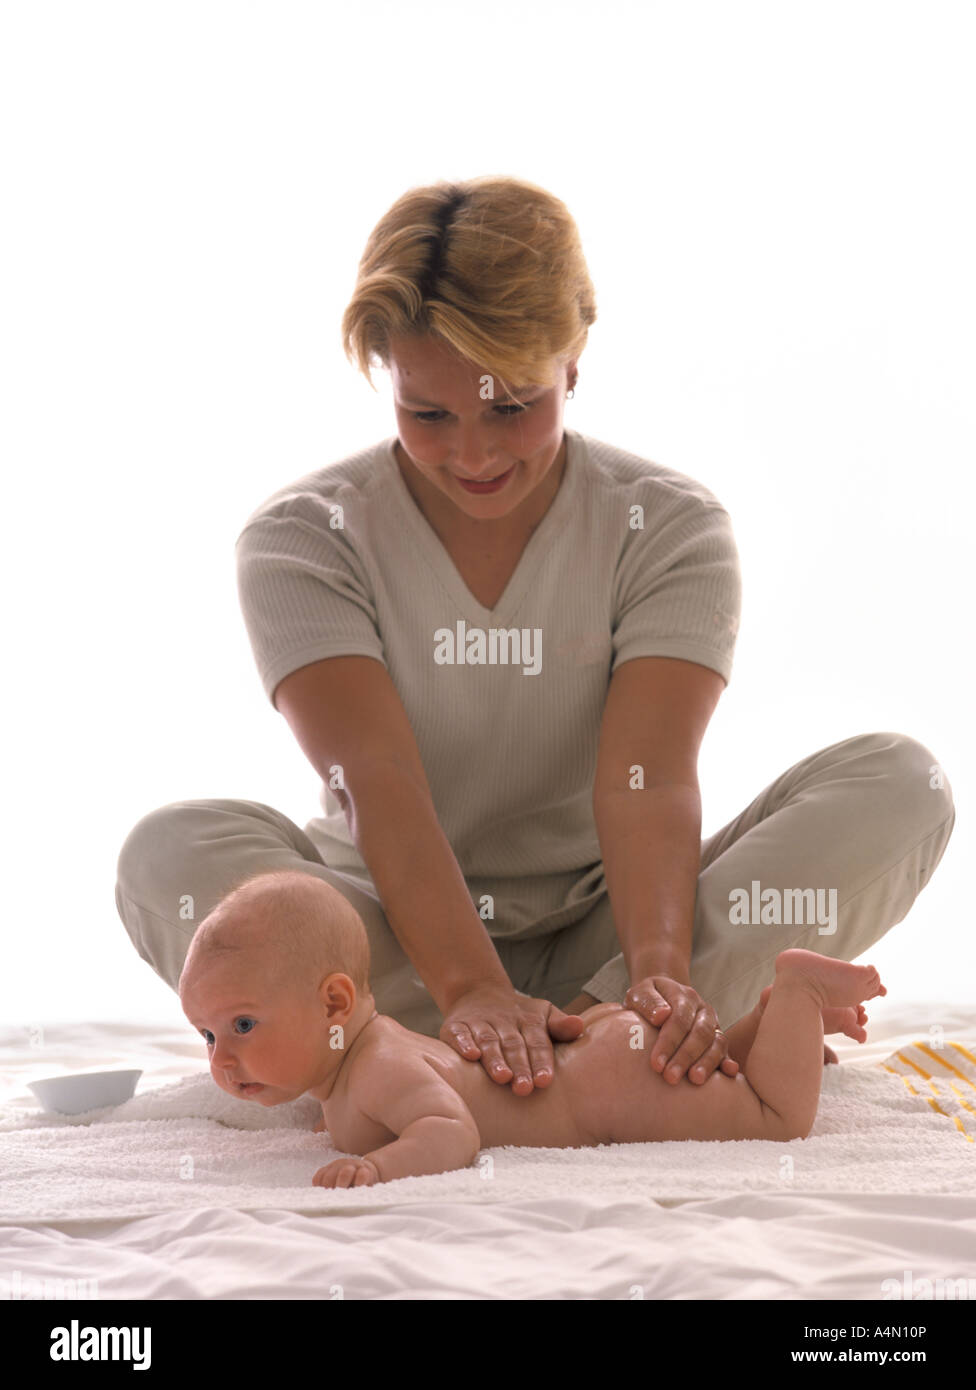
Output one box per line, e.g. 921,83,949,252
2,0,972,1030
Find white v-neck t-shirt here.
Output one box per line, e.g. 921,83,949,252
235,428,741,940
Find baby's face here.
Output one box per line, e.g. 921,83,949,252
181,961,334,1105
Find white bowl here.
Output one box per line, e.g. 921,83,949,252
28,1069,143,1115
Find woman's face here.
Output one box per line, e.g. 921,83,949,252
388,333,576,524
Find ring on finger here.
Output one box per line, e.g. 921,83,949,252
690,1031,722,1078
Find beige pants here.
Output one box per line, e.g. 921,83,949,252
115,731,954,1035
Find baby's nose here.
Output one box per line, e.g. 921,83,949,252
210,1044,237,1074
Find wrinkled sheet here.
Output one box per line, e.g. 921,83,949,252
2,1006,975,1300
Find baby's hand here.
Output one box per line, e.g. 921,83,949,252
312,1156,381,1189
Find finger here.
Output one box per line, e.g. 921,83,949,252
546,1007,586,1041
675,1015,727,1082
353,1166,374,1186
626,985,673,1024
687,1035,728,1084
720,1056,740,1076
441,1021,482,1059
494,1025,534,1094
519,1019,557,1087
657,1008,718,1082
649,999,700,1074
469,1026,514,1084
337,1163,359,1189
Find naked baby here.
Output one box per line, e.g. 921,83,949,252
178,870,887,1187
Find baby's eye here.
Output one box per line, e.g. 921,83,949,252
234,1017,256,1034
201,1030,214,1046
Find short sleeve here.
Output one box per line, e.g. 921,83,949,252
236,514,387,705
611,499,741,684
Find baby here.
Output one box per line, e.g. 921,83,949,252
178,869,886,1187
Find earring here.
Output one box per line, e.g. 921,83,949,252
566,387,575,399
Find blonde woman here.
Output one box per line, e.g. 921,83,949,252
116,177,954,1100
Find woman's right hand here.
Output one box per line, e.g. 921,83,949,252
439,984,586,1094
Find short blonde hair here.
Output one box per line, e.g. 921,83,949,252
180,870,372,999
341,176,598,396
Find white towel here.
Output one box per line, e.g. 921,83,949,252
2,1034,974,1223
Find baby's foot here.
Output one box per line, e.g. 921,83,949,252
774,948,887,1013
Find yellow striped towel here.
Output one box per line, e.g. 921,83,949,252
880,1040,976,1143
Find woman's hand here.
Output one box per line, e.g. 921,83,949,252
440,984,585,1095
626,975,739,1084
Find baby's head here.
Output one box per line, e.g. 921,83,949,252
178,870,374,1105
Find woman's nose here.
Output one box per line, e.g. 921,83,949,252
454,421,498,468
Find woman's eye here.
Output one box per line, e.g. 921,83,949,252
234,1017,256,1034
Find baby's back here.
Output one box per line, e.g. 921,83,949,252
347,1004,762,1150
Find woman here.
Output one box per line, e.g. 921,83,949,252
116,176,955,1099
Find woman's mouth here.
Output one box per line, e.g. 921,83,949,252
455,463,515,494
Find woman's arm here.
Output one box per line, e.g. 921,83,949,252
592,655,726,981
274,657,511,1012
592,657,743,1082
341,765,513,1013
594,779,703,983
274,657,583,1092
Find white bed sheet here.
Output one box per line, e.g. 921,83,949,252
2,1003,975,1301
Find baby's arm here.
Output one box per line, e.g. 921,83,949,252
313,1054,481,1187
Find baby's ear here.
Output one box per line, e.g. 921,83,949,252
318,971,357,1019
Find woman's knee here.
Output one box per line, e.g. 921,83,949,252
116,797,306,890
117,800,213,890
115,798,305,990
867,731,954,833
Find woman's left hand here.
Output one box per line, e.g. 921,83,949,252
625,975,739,1084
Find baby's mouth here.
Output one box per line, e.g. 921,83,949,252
236,1081,264,1095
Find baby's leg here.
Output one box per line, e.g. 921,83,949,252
742,949,886,1139
724,988,869,1067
